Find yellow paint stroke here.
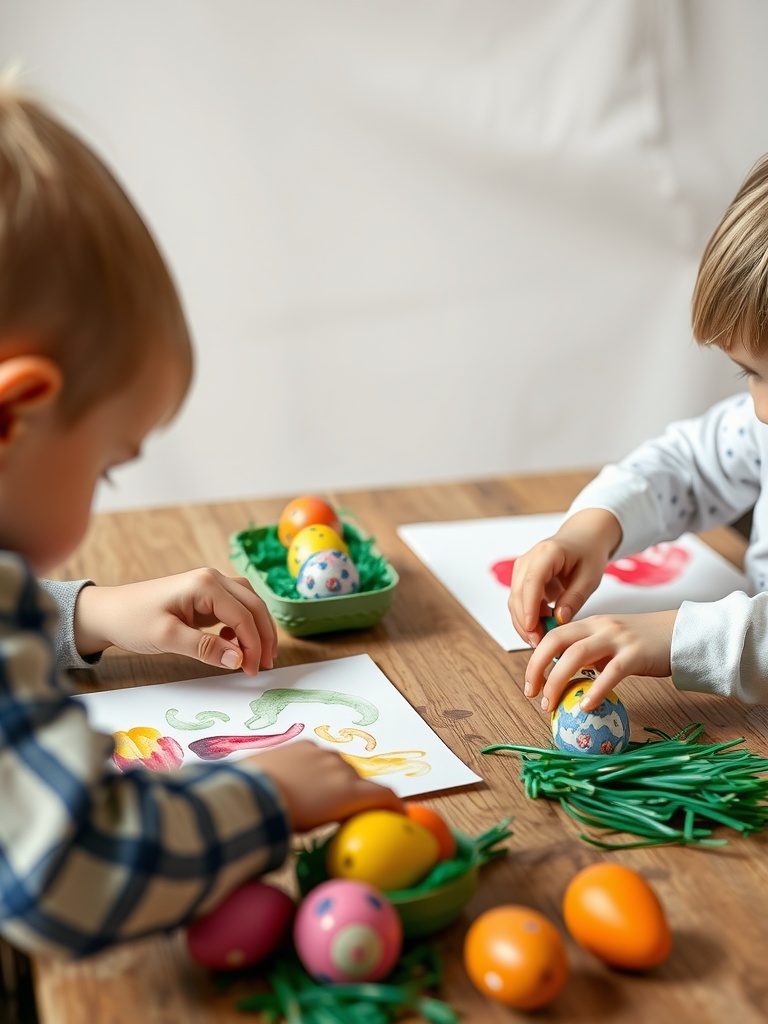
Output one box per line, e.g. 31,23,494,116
113,726,164,759
314,725,378,751
340,750,432,778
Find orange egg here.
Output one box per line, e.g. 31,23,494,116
464,905,568,1009
277,495,341,548
404,803,457,861
563,863,672,970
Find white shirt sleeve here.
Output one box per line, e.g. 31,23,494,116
672,593,768,704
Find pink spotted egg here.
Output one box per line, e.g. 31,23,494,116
293,879,402,983
296,549,360,599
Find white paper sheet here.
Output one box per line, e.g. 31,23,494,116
398,514,750,650
75,654,481,798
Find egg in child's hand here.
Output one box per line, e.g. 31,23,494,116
326,809,440,890
296,549,359,598
186,879,295,970
293,878,402,983
550,672,630,755
288,524,349,577
277,495,341,548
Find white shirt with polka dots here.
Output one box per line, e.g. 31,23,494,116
567,392,768,704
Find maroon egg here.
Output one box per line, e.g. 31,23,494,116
186,879,295,970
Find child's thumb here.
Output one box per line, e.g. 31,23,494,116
166,622,245,672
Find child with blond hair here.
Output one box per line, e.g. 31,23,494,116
510,153,768,715
0,90,401,958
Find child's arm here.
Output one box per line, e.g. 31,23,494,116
71,569,278,674
508,507,622,647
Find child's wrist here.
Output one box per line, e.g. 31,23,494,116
72,584,112,656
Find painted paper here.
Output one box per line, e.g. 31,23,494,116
74,654,481,798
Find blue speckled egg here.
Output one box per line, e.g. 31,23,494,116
550,672,630,755
296,549,360,599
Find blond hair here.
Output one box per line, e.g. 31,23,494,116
0,89,192,420
693,154,768,354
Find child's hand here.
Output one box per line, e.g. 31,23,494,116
508,508,623,647
74,569,278,674
250,741,404,832
523,609,678,712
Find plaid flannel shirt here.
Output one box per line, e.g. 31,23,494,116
0,552,290,957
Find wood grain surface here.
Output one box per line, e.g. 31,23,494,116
29,472,768,1024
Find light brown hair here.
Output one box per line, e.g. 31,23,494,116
693,154,768,355
0,89,192,421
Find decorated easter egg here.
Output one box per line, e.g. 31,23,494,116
186,879,295,970
277,495,341,548
294,879,402,983
550,673,630,755
326,809,440,890
288,524,349,577
296,549,360,599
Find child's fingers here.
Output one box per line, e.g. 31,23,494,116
218,576,278,669
536,632,603,711
553,567,601,626
510,593,550,648
518,563,556,635
523,640,556,697
577,671,623,711
162,580,272,673
341,778,405,819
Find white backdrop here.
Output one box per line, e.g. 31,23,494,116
3,1,768,512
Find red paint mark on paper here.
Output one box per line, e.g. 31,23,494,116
188,722,305,760
603,543,690,586
490,558,516,587
490,543,690,590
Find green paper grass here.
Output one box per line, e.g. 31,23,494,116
236,943,459,1024
235,523,392,599
483,723,768,849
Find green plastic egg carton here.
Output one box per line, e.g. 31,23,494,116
230,521,399,637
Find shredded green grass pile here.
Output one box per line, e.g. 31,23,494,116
234,522,393,599
483,723,768,849
236,944,459,1023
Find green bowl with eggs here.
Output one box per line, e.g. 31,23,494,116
295,819,513,939
230,521,399,637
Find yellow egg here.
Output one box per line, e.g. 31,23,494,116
326,810,440,891
287,524,348,578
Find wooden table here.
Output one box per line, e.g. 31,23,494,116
30,471,768,1024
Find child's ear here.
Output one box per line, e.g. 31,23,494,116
0,355,63,442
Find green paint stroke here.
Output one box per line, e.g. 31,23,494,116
165,708,231,731
245,688,379,731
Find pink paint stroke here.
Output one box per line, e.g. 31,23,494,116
188,722,305,760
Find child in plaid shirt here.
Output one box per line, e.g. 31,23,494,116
0,89,400,958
